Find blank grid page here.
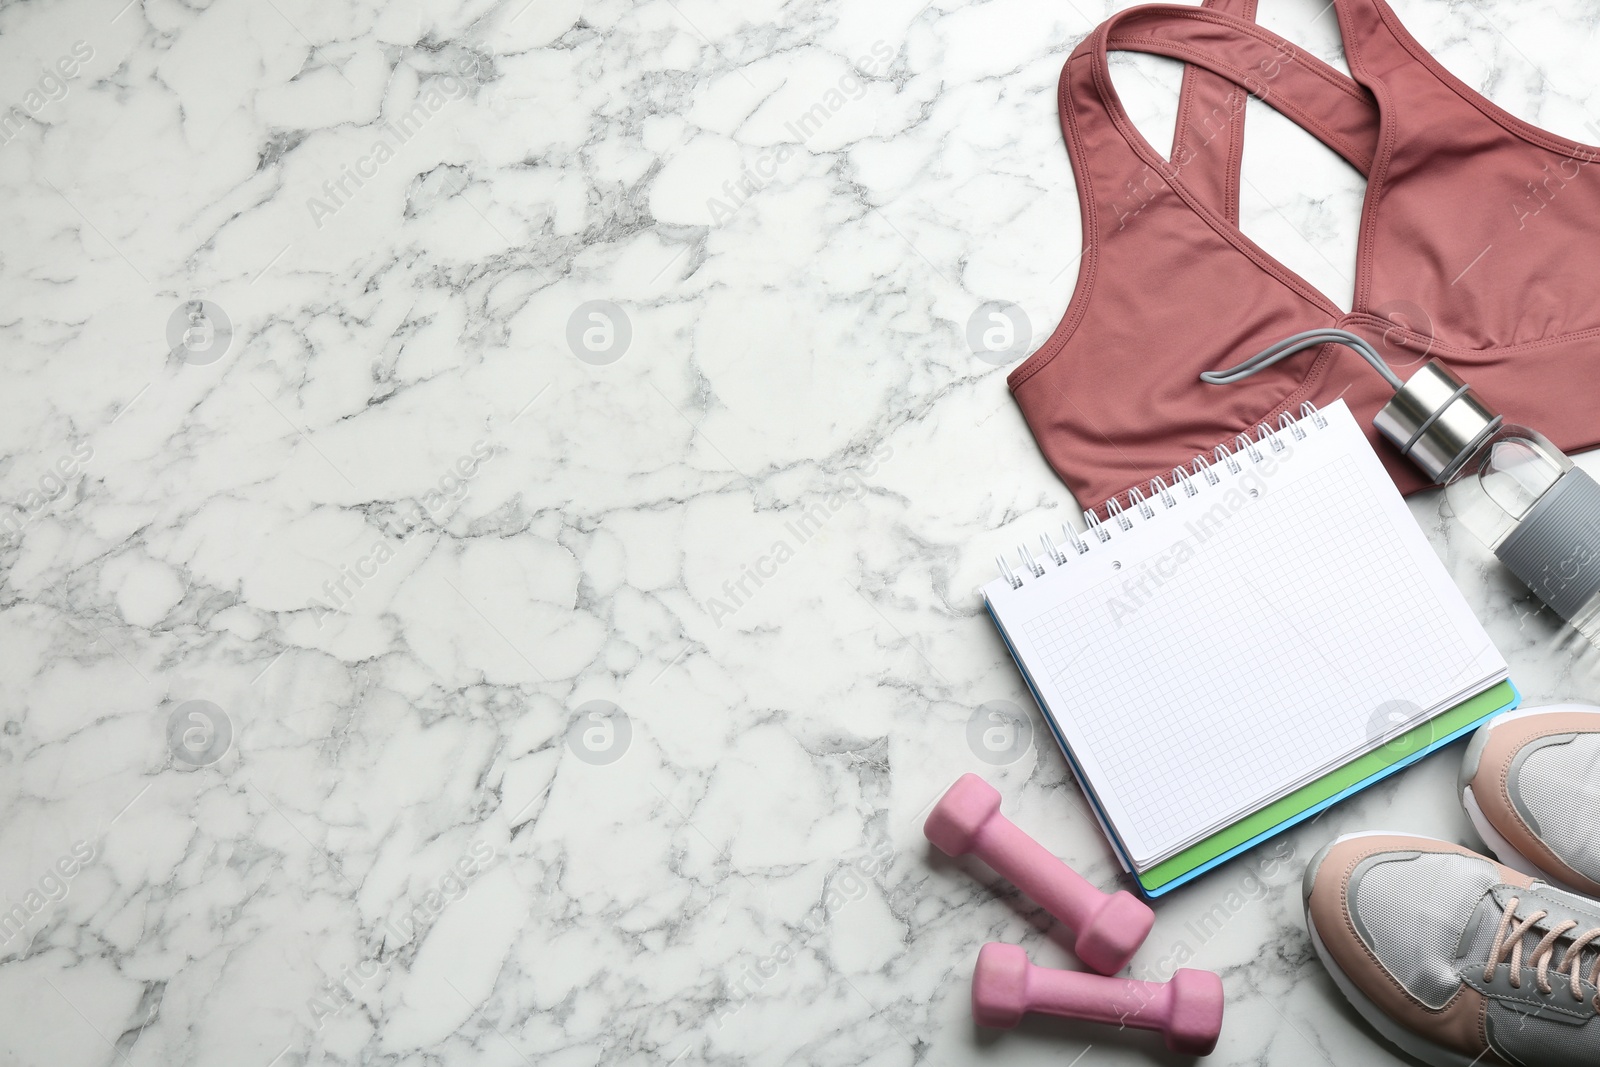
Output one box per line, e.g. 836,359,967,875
1005,407,1505,866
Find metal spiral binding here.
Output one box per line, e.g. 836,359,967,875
994,402,1326,587
1216,440,1242,474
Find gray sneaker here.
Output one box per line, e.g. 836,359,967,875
1304,832,1600,1066
1461,703,1600,897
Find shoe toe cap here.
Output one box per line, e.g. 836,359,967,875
1464,706,1600,894
1306,835,1506,1010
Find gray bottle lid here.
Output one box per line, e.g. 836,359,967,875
1372,360,1504,483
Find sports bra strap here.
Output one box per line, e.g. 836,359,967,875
1170,0,1258,223
1100,6,1381,177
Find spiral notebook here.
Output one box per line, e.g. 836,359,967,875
984,400,1515,896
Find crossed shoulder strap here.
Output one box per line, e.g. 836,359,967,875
1171,0,1259,222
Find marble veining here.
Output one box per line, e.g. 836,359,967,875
2,0,1600,1063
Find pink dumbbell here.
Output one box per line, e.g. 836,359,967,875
973,943,1224,1056
924,774,1153,974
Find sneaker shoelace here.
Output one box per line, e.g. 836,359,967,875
1484,896,1600,1013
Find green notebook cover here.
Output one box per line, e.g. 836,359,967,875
1136,680,1519,893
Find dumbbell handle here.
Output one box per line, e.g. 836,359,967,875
971,811,1101,929
1022,968,1174,1031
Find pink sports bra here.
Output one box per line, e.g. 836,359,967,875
1010,0,1600,511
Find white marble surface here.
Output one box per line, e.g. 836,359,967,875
3,0,1600,1063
